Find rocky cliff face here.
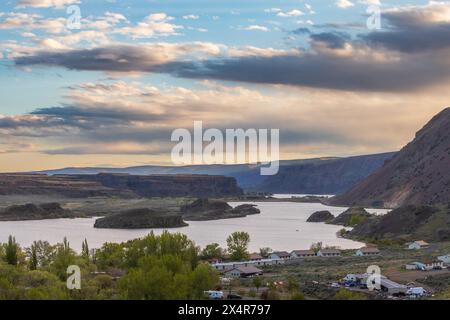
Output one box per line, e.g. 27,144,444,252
331,108,450,208
0,173,243,198
38,153,396,195
249,153,395,194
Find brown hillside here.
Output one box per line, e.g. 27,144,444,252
331,108,450,208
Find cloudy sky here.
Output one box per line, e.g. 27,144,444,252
0,0,449,171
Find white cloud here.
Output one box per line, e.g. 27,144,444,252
277,9,304,17
16,0,80,9
336,0,355,9
113,13,182,39
305,3,315,14
359,0,381,5
0,13,67,33
241,25,269,32
182,14,199,20
384,2,450,25
264,8,281,13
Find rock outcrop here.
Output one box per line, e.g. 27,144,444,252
180,199,260,221
328,207,371,227
94,208,188,229
0,202,80,221
306,210,334,223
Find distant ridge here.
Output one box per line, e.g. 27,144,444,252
33,153,396,195
0,173,243,198
331,108,450,208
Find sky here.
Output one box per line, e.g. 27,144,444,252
0,0,449,171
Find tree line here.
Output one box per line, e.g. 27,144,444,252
0,231,256,300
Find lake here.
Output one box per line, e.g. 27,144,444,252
0,201,389,252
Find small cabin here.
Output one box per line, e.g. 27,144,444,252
317,249,341,257
408,241,430,250
355,247,380,256
290,250,316,259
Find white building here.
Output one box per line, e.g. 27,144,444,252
290,250,316,259
268,251,291,260
438,254,450,265
380,278,407,295
405,263,421,270
211,258,284,271
224,266,263,278
355,247,380,256
317,248,341,257
408,241,430,250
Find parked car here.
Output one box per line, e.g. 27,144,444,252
407,287,426,298
204,290,224,299
227,294,243,300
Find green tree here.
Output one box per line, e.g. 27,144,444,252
81,239,90,263
29,242,38,270
4,235,19,266
259,247,272,258
26,241,55,268
201,243,224,260
252,276,263,292
226,232,250,261
189,263,219,299
124,231,199,269
118,255,187,299
51,237,76,280
310,241,323,254
96,242,124,270
21,270,69,300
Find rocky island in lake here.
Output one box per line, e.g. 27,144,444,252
327,207,371,227
94,208,188,229
306,210,334,222
180,199,260,221
0,203,83,221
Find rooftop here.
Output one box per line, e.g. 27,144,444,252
291,250,315,255
232,266,263,274
249,253,263,260
413,240,430,246
359,247,380,253
272,251,290,257
319,248,341,254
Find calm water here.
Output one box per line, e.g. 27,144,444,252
0,201,389,252
272,194,334,198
